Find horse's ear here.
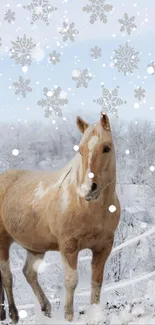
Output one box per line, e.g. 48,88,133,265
76,116,89,133
100,112,111,131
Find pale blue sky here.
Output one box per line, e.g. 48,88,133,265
0,0,155,123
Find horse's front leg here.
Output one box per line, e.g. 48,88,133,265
91,240,113,305
61,240,78,322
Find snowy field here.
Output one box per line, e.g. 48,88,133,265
1,119,155,324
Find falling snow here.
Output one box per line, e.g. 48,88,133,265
19,310,28,319
147,62,155,75
10,34,36,66
4,9,15,24
49,51,60,65
109,205,116,212
31,47,45,62
94,85,127,116
72,69,92,88
23,0,57,25
113,42,140,75
88,172,94,178
118,13,137,35
33,259,47,273
12,149,19,156
22,66,28,73
72,69,81,78
59,21,79,42
13,76,32,98
90,46,102,59
83,0,113,24
73,145,79,151
37,86,68,118
134,87,146,101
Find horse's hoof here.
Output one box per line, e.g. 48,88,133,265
41,302,52,318
9,307,19,324
65,312,73,322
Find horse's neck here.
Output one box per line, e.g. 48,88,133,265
58,153,79,187
64,153,79,174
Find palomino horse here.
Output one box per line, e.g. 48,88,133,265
0,113,120,323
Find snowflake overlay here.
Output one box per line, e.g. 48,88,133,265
94,85,127,116
10,34,36,66
4,9,15,23
23,0,57,25
37,87,68,118
134,87,146,101
72,69,92,88
147,62,155,75
118,13,137,35
90,46,102,59
49,51,60,65
59,22,79,42
83,0,113,24
113,42,140,75
13,76,32,98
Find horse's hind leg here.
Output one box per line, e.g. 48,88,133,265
23,250,51,318
0,241,19,323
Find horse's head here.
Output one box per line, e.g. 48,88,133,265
76,112,116,201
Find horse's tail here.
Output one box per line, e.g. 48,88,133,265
0,271,6,321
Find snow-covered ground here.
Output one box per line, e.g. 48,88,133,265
3,288,155,324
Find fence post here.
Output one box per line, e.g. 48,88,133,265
0,271,6,321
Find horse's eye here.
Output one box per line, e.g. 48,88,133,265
103,145,110,153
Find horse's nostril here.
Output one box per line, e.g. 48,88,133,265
91,182,97,192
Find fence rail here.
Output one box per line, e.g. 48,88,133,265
79,226,155,263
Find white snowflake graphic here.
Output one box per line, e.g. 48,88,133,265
59,22,79,42
90,46,102,59
10,34,36,66
49,51,60,65
83,0,113,24
94,85,127,116
113,42,140,75
37,86,68,118
134,87,146,101
23,0,57,25
72,69,92,88
118,13,137,35
13,76,32,98
4,9,15,24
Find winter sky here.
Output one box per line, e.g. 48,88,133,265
0,0,155,124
